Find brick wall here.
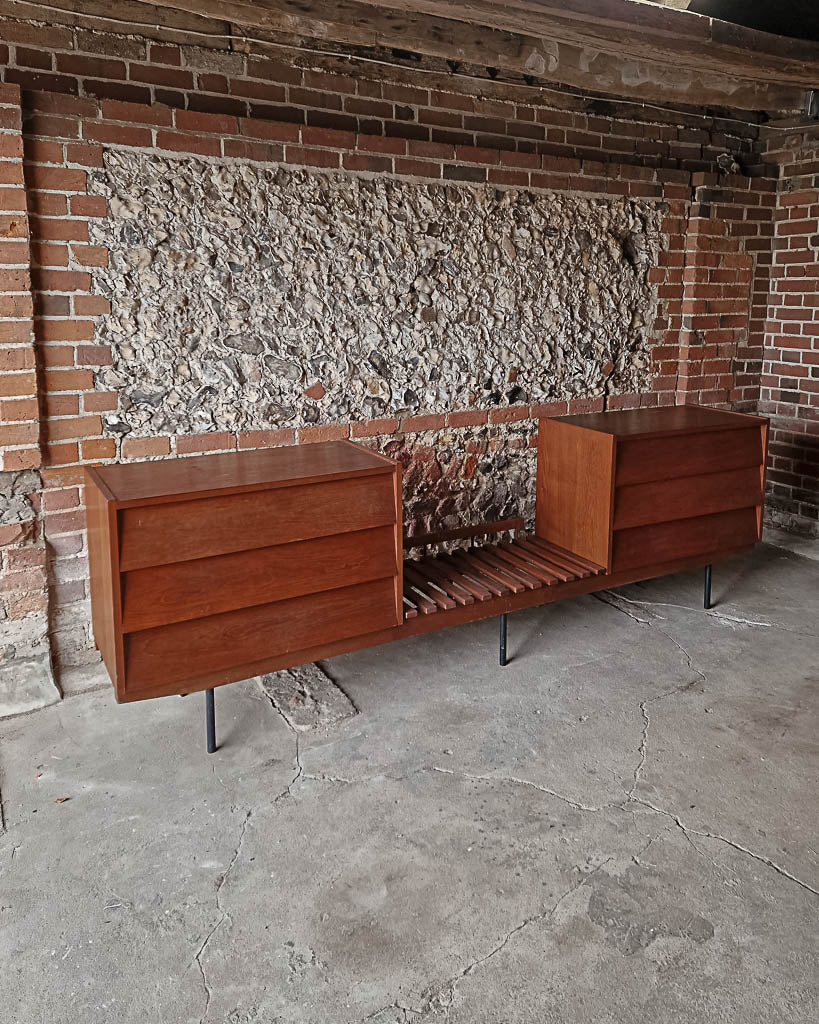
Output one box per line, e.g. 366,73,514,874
0,16,807,711
0,80,57,715
759,126,819,537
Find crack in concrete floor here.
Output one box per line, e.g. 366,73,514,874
192,809,252,1024
358,858,615,1024
334,579,818,1021
1,547,815,1023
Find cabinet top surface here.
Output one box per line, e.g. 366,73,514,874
86,440,395,504
551,405,767,438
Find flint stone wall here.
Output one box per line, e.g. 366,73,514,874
87,152,665,438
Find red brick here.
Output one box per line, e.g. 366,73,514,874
73,294,111,316
529,401,568,418
237,428,296,449
175,432,235,454
447,409,488,428
76,345,111,366
284,146,340,169
351,418,399,438
0,133,24,162
302,125,355,149
100,99,174,126
0,240,30,264
29,218,89,242
43,508,85,535
45,394,79,417
83,391,118,412
29,243,68,268
155,131,221,156
65,143,104,168
122,436,171,459
56,54,127,80
356,134,406,156
81,438,116,460
42,487,80,512
488,405,530,424
130,64,194,89
83,122,153,147
343,153,392,173
48,415,102,441
175,109,239,134
0,371,36,398
71,244,108,267
395,158,442,179
23,138,63,164
403,413,445,432
239,117,300,143
26,165,87,192
2,447,41,472
69,195,108,218
0,187,27,212
0,397,38,421
37,320,95,342
298,424,349,444
223,139,283,163
0,421,38,445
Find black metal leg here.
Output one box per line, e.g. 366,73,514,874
206,688,216,754
704,564,712,610
499,613,507,667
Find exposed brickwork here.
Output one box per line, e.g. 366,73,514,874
0,17,808,707
758,126,819,536
0,16,762,177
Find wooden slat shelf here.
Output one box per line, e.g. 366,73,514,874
402,535,605,620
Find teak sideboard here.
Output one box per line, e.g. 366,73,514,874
85,405,768,750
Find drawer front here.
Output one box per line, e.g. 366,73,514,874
121,525,398,633
615,427,763,487
613,466,763,531
119,473,396,572
612,507,760,572
124,576,398,692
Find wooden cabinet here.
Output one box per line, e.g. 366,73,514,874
85,440,403,702
536,405,768,574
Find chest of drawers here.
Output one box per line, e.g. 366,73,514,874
536,405,768,575
85,440,403,702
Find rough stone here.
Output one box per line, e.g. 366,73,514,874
87,152,664,436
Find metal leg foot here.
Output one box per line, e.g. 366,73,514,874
206,688,216,754
499,613,507,667
704,564,712,610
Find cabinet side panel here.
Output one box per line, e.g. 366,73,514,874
393,462,404,625
84,472,119,691
535,420,614,569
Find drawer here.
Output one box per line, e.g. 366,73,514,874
124,576,398,692
121,525,398,632
615,427,764,487
119,473,397,571
612,507,760,572
613,466,763,530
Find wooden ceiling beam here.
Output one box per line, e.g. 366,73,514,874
3,0,815,113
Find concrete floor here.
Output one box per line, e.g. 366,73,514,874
0,543,817,1024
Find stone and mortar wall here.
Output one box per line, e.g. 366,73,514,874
0,17,794,712
87,151,663,435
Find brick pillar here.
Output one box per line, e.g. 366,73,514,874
0,82,58,716
760,126,819,536
677,173,757,408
